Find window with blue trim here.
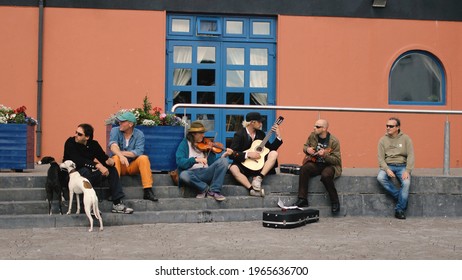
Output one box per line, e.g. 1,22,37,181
389,51,446,105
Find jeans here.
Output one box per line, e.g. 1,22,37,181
179,157,228,193
377,164,410,212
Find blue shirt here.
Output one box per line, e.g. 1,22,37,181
108,126,145,160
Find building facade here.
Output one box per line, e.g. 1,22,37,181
1,0,462,169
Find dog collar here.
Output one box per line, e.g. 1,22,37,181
69,169,78,174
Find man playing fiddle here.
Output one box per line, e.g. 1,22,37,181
175,121,233,201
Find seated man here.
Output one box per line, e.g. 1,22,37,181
63,123,133,214
176,121,233,201
293,119,342,214
228,112,283,196
108,111,158,202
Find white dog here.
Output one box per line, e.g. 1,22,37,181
60,160,103,232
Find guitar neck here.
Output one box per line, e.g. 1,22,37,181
255,116,283,149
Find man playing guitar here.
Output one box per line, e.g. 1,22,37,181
229,112,283,197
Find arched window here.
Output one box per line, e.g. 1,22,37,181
389,51,445,105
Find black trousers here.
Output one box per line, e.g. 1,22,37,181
59,166,125,202
298,162,339,204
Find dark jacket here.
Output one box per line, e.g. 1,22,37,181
303,132,342,178
63,137,109,170
229,127,283,170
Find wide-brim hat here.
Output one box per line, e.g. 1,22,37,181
117,111,137,123
246,112,263,122
188,121,206,133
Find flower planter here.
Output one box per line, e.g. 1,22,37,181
107,125,185,172
0,124,35,171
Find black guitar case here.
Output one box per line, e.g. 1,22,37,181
262,208,319,229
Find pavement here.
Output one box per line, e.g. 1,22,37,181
1,216,461,260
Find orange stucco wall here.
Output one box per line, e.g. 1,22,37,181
1,6,462,169
277,16,462,168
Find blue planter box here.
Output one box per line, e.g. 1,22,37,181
107,125,185,172
0,124,35,171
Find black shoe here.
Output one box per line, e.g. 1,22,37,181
143,188,158,202
292,198,309,207
331,203,340,214
395,210,406,219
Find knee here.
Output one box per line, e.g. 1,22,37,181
377,171,387,182
179,171,191,184
268,150,278,159
137,155,150,164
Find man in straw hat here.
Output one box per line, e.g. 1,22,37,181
176,121,233,201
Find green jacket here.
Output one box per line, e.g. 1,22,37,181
303,132,342,178
378,132,415,173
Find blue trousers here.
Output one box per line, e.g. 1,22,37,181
179,157,229,193
377,164,410,212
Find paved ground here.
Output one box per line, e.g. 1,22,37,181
1,216,461,260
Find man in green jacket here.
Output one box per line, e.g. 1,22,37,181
293,119,342,214
377,117,415,220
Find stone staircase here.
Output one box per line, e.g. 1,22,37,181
1,168,462,229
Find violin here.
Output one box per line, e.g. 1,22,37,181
195,138,224,154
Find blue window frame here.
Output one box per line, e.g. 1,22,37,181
389,50,446,105
167,14,277,147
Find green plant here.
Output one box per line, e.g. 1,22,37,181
106,96,185,126
0,104,37,125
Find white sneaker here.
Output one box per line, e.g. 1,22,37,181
112,201,134,214
249,188,265,197
251,176,263,191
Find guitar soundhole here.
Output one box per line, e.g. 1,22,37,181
256,147,263,152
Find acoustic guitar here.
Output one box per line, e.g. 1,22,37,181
241,116,284,171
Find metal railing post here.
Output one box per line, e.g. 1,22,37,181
444,117,450,175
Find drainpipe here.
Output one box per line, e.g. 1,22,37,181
36,0,44,157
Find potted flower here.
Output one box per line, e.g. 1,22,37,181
0,104,37,171
106,96,186,172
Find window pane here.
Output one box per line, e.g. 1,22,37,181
227,48,244,65
250,92,267,105
227,92,244,105
173,91,191,105
226,115,244,132
227,70,244,87
390,52,443,103
197,47,216,64
197,114,215,131
250,71,267,88
173,46,192,63
226,21,243,34
253,22,270,35
198,91,215,104
250,48,268,65
199,20,218,32
172,19,190,32
173,68,192,86
197,69,215,86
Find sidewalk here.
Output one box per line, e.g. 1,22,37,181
1,216,461,260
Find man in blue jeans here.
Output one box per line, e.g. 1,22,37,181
176,121,233,201
377,117,415,219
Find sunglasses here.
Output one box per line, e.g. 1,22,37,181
314,125,324,129
386,125,397,128
75,131,84,137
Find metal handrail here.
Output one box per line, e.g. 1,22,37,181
172,103,462,115
171,103,462,175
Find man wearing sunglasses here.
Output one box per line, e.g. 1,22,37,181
63,123,133,214
377,117,414,220
293,119,342,214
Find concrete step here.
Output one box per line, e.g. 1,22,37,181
1,170,462,229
